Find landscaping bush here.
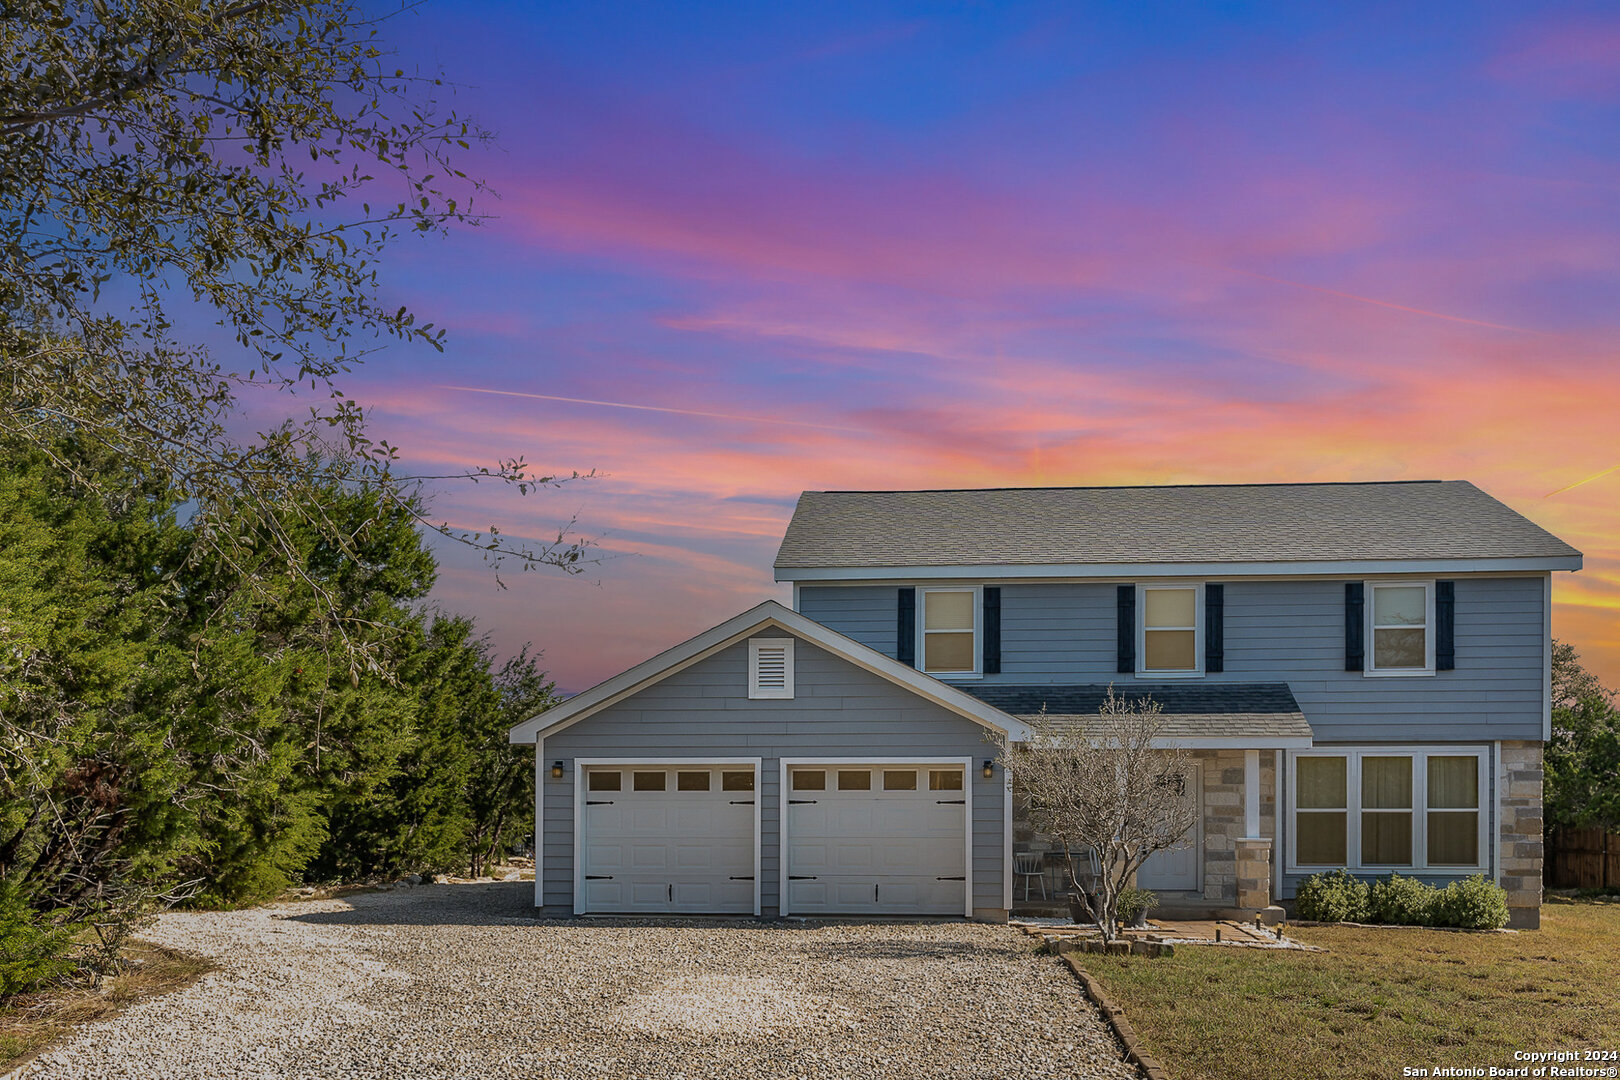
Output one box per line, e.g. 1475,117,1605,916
1434,875,1511,929
1294,868,1370,922
1368,872,1437,925
0,885,80,1000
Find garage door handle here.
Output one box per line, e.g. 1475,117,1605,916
729,876,754,881
584,875,613,880
936,876,966,881
729,800,754,805
788,875,817,880
585,800,614,805
788,799,817,804
936,799,966,804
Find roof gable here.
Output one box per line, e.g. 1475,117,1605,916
507,601,1029,744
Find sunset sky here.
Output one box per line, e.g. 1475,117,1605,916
342,2,1620,692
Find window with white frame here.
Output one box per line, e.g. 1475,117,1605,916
920,588,977,675
1139,585,1201,676
748,638,794,699
1367,582,1433,674
1289,748,1486,872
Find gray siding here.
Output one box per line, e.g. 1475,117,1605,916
799,576,1547,743
538,633,1006,918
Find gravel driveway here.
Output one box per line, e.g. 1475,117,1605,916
17,883,1138,1080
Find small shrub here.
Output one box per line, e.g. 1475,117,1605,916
1368,873,1437,926
0,885,80,999
1295,868,1371,922
1117,886,1158,923
1435,875,1510,929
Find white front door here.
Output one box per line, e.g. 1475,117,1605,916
1137,763,1201,892
784,764,967,916
579,765,756,914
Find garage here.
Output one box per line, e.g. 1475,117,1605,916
782,761,971,916
577,762,759,915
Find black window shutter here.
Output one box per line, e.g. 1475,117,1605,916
1345,582,1365,672
897,587,916,667
1116,585,1135,673
982,587,1001,674
1436,581,1455,671
1205,583,1224,673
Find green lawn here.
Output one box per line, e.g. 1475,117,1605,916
1075,897,1620,1080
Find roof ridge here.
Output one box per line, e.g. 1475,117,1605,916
804,480,1453,495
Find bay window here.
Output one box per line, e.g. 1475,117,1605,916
1289,748,1486,872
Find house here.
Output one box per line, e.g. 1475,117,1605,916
509,480,1581,929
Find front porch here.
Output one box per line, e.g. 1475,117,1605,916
1010,747,1283,921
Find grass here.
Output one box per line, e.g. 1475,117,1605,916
1075,896,1620,1080
0,942,216,1072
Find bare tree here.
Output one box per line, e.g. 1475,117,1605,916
993,689,1198,941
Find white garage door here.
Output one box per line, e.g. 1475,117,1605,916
579,765,756,914
784,764,968,916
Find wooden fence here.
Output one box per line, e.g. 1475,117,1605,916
1546,827,1620,890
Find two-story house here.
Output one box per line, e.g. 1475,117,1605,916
509,481,1580,929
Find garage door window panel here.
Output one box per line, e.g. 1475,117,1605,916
791,769,825,791
677,771,711,792
721,771,754,792
587,770,620,792
883,770,917,791
837,770,871,791
633,771,667,792
929,769,964,791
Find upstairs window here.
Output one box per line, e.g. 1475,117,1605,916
1139,585,1201,676
920,588,978,675
748,638,794,699
1367,582,1433,675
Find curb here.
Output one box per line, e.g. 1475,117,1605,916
1058,951,1172,1080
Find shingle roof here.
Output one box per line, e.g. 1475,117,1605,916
962,683,1313,741
774,481,1581,570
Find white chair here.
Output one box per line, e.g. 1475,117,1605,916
1014,850,1048,901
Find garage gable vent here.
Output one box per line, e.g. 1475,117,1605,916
749,637,795,699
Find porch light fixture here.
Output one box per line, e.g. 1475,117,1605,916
551,761,564,779
982,759,995,779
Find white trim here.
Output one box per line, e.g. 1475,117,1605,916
791,581,801,612
1492,740,1504,887
1543,573,1553,742
1244,749,1261,838
777,556,1582,583
778,756,975,919
1273,750,1284,900
1153,735,1314,750
534,736,545,909
1363,580,1436,677
508,601,1029,743
1003,769,1013,912
748,637,795,699
917,585,982,678
1136,582,1204,678
1284,745,1490,875
571,757,764,917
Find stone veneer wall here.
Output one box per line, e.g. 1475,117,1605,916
1499,740,1544,930
1196,749,1276,905
1009,749,1277,908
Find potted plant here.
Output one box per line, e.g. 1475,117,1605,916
1116,886,1159,929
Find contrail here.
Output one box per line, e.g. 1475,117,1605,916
1223,267,1547,335
1545,464,1620,498
436,385,860,432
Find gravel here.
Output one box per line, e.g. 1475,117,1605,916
17,882,1139,1080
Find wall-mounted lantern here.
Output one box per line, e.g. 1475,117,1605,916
551,761,565,779
982,759,995,779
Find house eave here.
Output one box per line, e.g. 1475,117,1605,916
775,555,1582,583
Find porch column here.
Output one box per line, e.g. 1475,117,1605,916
1235,750,1279,921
